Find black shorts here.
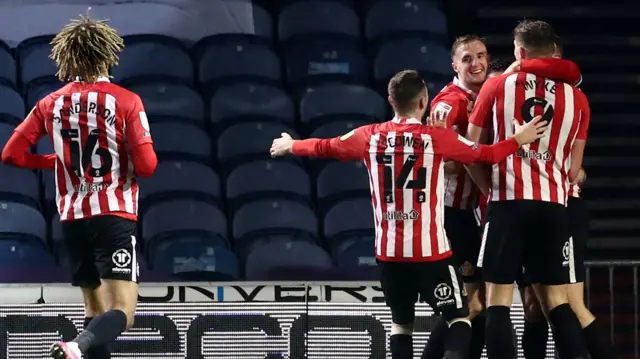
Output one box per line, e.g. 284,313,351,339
567,196,588,283
444,206,482,282
62,215,140,288
479,200,572,285
378,256,469,325
515,197,588,287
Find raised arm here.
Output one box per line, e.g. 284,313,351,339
271,125,371,161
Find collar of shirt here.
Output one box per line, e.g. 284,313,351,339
74,76,111,83
453,76,478,100
392,116,422,125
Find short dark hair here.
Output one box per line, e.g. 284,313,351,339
387,70,426,114
554,34,564,56
488,58,511,74
513,20,556,56
450,34,486,59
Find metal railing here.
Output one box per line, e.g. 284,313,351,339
585,260,640,359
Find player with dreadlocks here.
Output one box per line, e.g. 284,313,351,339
1,10,157,359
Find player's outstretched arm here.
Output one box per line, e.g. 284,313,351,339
270,126,370,161
1,104,56,170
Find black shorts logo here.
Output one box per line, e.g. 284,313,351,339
434,283,455,307
562,240,571,266
112,249,132,274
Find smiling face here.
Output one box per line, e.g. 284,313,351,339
452,39,488,88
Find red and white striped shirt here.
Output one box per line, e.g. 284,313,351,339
469,72,590,205
14,77,153,221
430,77,479,209
292,117,523,262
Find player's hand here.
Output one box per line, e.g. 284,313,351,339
270,132,294,157
571,167,587,185
512,115,548,146
427,109,448,128
504,60,521,74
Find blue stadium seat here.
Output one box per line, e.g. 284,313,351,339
0,42,16,88
317,161,370,209
278,1,360,44
192,5,274,46
0,164,40,209
197,43,281,87
333,237,377,279
284,39,368,89
138,161,221,208
0,85,25,124
310,120,369,139
233,199,317,245
114,35,194,85
141,199,228,251
300,84,385,129
0,240,56,268
365,0,447,43
226,161,311,209
244,239,332,280
0,123,16,151
151,123,212,162
374,38,450,84
17,36,57,92
126,82,204,125
25,79,64,109
210,83,294,128
324,198,374,244
217,123,299,170
50,214,65,264
0,201,46,244
152,239,239,281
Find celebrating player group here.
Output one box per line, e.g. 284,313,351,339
271,20,617,359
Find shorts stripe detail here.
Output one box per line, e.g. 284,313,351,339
568,236,576,284
447,265,464,309
477,222,490,268
131,235,137,282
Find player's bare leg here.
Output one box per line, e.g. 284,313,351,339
465,282,487,359
51,280,138,359
519,285,548,359
567,282,618,359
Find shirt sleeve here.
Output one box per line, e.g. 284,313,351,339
14,101,48,145
431,127,520,164
520,58,582,86
125,95,153,148
575,91,590,140
468,76,500,129
430,98,464,129
291,125,371,161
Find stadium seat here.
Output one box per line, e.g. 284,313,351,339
197,43,281,88
0,85,25,124
151,238,239,281
0,123,16,153
192,4,274,46
41,170,56,214
278,1,360,45
138,161,221,208
299,84,385,129
0,240,56,267
114,35,194,85
126,82,204,125
365,0,447,44
317,161,370,210
210,83,294,128
374,38,450,85
151,123,212,162
0,42,16,88
226,161,311,210
0,164,40,209
244,239,333,280
233,199,318,245
284,39,368,90
217,123,299,170
323,198,374,244
25,79,64,109
0,201,46,244
141,199,228,248
310,120,370,139
333,237,378,280
16,36,57,92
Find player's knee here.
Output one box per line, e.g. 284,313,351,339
539,285,569,311
390,322,413,335
468,296,485,318
80,286,109,317
524,299,545,323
